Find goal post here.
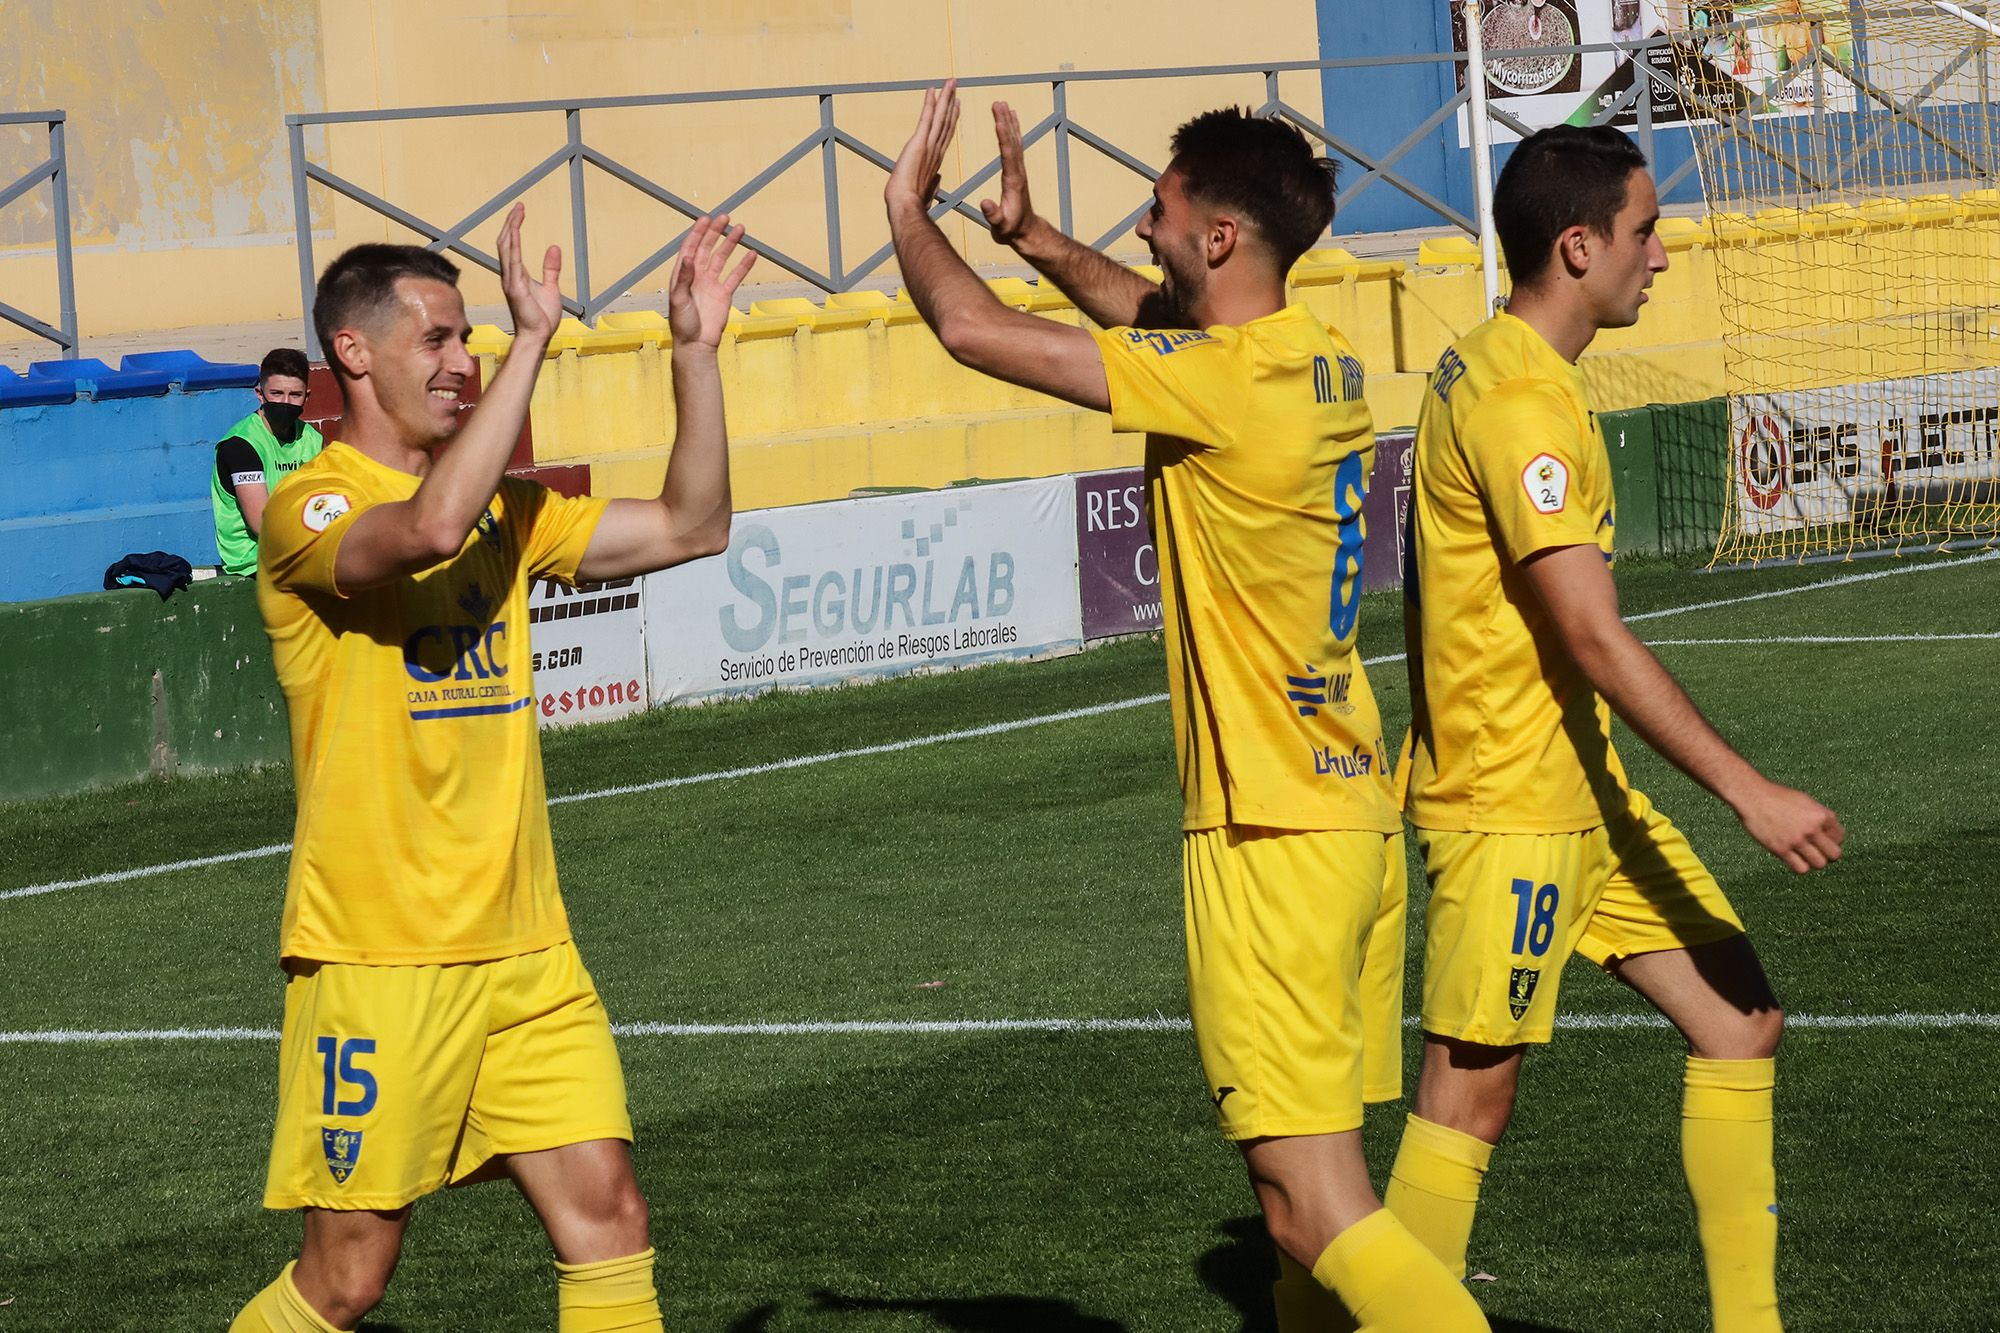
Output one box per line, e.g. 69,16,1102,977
1664,0,2000,562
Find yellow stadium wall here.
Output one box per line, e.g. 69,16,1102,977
492,235,1733,511
0,0,1323,338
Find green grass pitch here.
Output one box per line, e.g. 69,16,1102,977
1,550,1996,1330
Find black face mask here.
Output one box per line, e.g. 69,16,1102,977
262,400,306,441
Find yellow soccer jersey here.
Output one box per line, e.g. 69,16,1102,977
256,443,608,964
1403,313,1629,833
1094,305,1398,834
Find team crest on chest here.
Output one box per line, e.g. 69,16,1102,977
476,507,502,548
321,1127,364,1184
1508,966,1542,1020
457,582,494,625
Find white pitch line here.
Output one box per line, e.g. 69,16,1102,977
4,550,1991,904
3,1011,1996,1045
1643,632,2000,647
1624,546,2000,623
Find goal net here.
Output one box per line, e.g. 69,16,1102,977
1665,1,2000,561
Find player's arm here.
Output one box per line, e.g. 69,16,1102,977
1520,545,1846,873
980,101,1176,330
886,81,1111,412
217,436,269,535
576,214,756,581
333,203,562,590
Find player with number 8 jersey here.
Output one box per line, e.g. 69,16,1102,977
888,84,1488,1330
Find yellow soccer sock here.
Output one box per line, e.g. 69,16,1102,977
1383,1113,1494,1280
227,1262,343,1333
1309,1208,1489,1332
1683,1057,1782,1333
555,1247,664,1333
1273,1248,1358,1333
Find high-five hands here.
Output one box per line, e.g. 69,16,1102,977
497,202,563,345
979,101,1036,246
886,79,963,213
669,213,756,349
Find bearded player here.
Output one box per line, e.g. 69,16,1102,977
886,84,1487,1331
1391,125,1844,1332
228,205,753,1332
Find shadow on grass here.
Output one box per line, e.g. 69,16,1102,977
1193,1213,1579,1333
809,1287,1127,1331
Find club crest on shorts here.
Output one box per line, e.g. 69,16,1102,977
1508,967,1542,1020
321,1127,364,1184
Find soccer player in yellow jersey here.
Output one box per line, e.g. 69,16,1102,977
1390,125,1845,1332
886,84,1487,1333
226,205,754,1332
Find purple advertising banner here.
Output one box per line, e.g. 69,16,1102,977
1075,433,1414,641
1075,470,1159,640
1362,431,1414,594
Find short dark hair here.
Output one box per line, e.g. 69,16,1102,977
1493,125,1650,287
1168,108,1338,272
258,347,309,386
313,244,460,379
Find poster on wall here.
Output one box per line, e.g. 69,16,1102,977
643,478,1084,704
1453,1,1856,144
527,575,648,728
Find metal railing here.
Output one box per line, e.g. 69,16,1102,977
0,110,78,351
282,33,1932,355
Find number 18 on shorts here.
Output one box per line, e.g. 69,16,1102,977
1417,828,1590,1046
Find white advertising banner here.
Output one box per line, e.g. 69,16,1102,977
1733,369,2000,534
527,575,649,728
644,477,1084,704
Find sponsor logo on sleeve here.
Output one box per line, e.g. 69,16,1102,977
1522,454,1569,514
301,491,353,533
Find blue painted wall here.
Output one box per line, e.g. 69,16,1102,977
1314,2,1703,236
0,388,254,603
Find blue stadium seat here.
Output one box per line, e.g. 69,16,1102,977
122,349,260,390
0,364,77,408
28,357,173,400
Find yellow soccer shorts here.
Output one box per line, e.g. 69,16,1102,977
263,939,633,1211
1183,825,1406,1142
1416,787,1746,1047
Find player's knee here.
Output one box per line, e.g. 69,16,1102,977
314,1260,394,1326
1259,1201,1322,1272
586,1177,651,1249
1742,1000,1784,1058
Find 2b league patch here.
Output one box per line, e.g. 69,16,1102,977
301,491,352,533
1522,454,1570,514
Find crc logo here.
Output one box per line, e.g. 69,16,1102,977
404,622,511,682
1738,414,1787,511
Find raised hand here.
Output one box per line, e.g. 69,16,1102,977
497,202,563,345
668,213,756,349
885,79,962,213
979,101,1036,246
1736,779,1845,873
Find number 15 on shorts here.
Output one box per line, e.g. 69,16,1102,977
316,1036,379,1117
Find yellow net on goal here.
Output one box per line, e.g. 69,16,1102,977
1665,1,2000,560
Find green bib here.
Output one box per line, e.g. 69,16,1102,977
211,409,324,575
